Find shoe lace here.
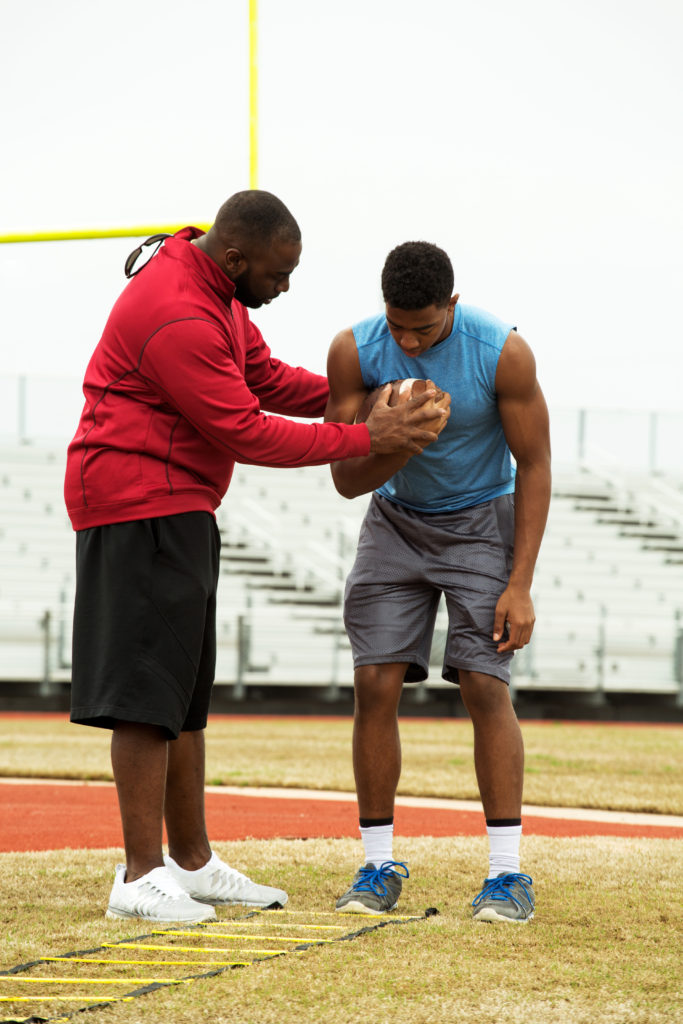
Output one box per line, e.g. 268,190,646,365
354,861,409,897
472,872,533,909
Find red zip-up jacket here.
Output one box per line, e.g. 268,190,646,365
64,228,370,530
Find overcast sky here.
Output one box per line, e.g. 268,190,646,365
1,0,681,428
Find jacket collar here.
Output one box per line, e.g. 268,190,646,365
169,226,237,306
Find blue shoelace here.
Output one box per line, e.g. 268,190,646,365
472,872,533,909
353,861,410,896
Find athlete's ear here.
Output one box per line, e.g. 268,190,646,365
449,294,460,311
224,247,246,277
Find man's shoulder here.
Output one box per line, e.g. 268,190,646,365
351,312,390,350
456,303,515,349
120,244,238,333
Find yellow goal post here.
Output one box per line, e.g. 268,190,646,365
0,1,259,246
0,225,212,245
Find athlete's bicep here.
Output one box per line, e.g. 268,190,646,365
496,331,551,465
325,328,368,425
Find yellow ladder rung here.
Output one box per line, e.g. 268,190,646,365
0,995,135,1003
103,943,286,955
43,956,249,967
2,976,188,985
250,910,415,919
155,929,334,943
204,921,345,931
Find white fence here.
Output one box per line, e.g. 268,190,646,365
1,392,683,705
2,372,683,471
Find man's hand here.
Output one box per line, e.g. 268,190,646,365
492,583,536,653
365,383,450,454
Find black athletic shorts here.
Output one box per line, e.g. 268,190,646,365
70,511,221,738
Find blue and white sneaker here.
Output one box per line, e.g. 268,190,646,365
472,872,535,923
335,861,409,914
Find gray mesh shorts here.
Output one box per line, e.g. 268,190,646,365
343,492,515,685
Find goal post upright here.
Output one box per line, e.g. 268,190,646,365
0,0,258,244
249,0,259,190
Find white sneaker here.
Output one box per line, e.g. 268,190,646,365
106,864,217,923
165,852,288,908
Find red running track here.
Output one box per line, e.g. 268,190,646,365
0,782,681,852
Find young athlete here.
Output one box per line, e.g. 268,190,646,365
325,241,551,922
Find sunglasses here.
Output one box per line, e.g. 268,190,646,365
124,233,171,278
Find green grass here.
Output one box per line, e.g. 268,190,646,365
1,714,681,813
0,837,681,1024
0,715,681,1022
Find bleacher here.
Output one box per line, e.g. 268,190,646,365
0,444,74,684
519,467,683,698
1,442,682,709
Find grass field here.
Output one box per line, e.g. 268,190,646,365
0,714,681,813
0,715,681,1023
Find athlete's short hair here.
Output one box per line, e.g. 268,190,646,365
214,190,301,246
381,241,454,310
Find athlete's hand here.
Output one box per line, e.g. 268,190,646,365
365,384,449,455
493,583,536,653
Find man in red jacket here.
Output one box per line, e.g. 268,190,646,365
65,190,447,923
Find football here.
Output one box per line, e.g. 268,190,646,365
355,378,449,436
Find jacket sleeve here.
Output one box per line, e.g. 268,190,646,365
138,318,370,468
242,312,329,418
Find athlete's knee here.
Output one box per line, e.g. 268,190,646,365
458,670,513,720
353,664,405,717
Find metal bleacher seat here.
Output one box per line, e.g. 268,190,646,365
516,465,683,698
1,445,682,706
0,444,74,683
215,464,368,691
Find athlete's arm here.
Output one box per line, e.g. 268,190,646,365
493,330,552,652
324,328,445,499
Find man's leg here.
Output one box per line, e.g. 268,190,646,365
164,729,212,870
110,721,168,882
459,670,534,923
336,663,409,914
111,723,212,879
108,720,216,922
352,663,407,820
457,670,523,820
163,728,289,909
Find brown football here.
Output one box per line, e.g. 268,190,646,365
355,378,449,436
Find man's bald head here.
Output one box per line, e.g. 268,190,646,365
212,190,301,250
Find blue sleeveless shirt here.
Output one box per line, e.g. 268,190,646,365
353,302,516,512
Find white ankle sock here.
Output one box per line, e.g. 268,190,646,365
486,824,522,877
359,824,394,866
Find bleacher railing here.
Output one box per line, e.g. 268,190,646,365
2,381,683,708
2,373,682,473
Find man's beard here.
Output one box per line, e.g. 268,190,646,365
233,274,264,309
